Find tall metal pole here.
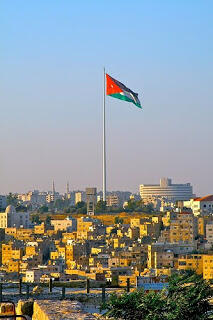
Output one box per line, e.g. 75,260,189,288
103,68,106,202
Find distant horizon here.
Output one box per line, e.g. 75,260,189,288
0,177,207,198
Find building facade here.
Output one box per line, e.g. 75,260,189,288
184,195,213,216
75,192,82,205
86,188,97,215
106,195,119,207
206,222,213,243
140,178,193,201
0,205,30,228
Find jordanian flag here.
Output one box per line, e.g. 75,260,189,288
106,74,142,109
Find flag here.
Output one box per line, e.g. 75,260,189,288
106,73,142,109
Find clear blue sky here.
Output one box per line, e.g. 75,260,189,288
1,0,213,195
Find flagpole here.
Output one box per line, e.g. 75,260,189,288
103,67,106,202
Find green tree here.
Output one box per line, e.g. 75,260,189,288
126,199,137,212
114,217,124,224
31,214,41,224
7,193,18,206
76,201,86,209
105,289,165,320
38,205,48,213
144,203,154,213
16,205,27,212
64,207,71,213
124,199,154,213
75,201,87,214
104,272,213,320
54,199,70,211
76,206,87,214
95,200,107,213
45,215,51,225
166,272,212,319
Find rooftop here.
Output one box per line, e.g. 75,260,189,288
194,195,213,202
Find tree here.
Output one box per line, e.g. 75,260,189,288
76,201,86,209
31,214,41,224
7,193,18,206
166,272,213,319
45,215,51,225
76,206,87,214
143,203,154,213
75,201,87,214
104,272,213,320
95,200,107,213
38,205,48,213
126,199,137,212
16,205,27,212
54,199,70,211
64,207,71,213
104,289,165,320
114,216,124,224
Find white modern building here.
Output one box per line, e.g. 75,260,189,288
140,178,193,201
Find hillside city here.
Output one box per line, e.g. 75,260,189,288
0,177,213,288
2,0,212,318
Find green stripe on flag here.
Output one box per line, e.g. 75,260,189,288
109,93,142,109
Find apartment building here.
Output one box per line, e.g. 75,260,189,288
106,195,119,207
51,218,77,232
206,222,213,244
169,212,197,243
184,195,213,216
75,192,82,205
147,242,197,269
177,254,203,274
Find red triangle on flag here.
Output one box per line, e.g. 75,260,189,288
106,74,123,95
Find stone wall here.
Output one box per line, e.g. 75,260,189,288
32,300,99,320
2,291,107,304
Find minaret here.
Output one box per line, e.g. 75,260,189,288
66,181,69,196
53,180,55,195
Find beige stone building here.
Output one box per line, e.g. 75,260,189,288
169,212,197,243
106,195,119,207
206,222,213,244
75,192,82,204
51,218,76,232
